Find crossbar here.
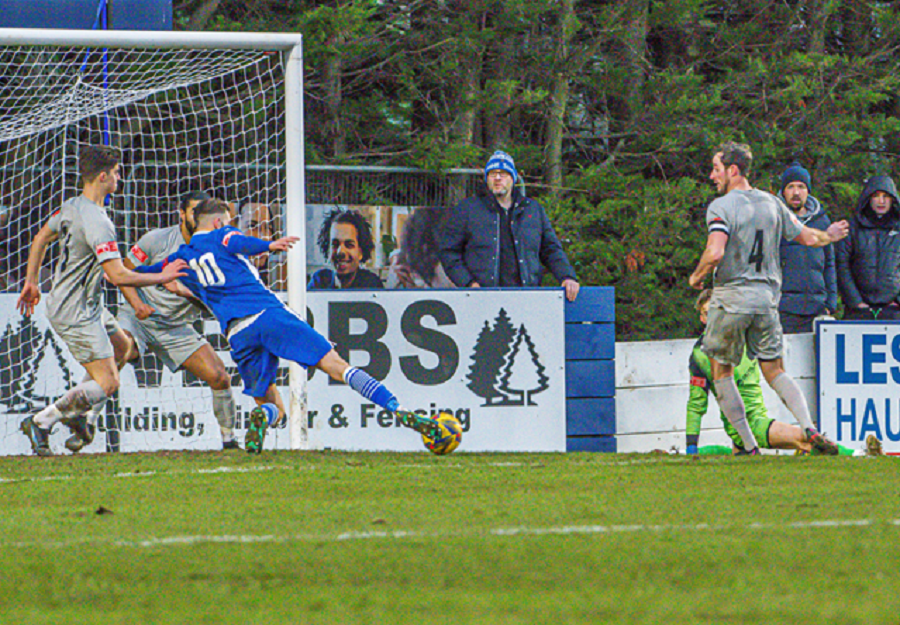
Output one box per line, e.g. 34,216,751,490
0,27,303,50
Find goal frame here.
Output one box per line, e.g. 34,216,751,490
0,27,310,450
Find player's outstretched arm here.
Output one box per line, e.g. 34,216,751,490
102,257,188,288
222,230,298,257
16,222,59,317
268,236,299,253
794,220,850,248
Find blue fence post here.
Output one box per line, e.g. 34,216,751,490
564,286,616,452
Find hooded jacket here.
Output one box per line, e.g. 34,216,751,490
777,194,837,315
438,187,576,288
835,176,900,308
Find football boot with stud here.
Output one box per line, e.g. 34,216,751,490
806,428,839,456
21,416,52,457
394,409,443,440
61,415,95,453
245,406,269,454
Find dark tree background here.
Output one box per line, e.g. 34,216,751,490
174,0,900,340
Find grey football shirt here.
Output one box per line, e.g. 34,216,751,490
126,224,205,326
706,189,804,313
45,194,121,328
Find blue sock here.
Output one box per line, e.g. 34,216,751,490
260,403,279,426
343,367,398,411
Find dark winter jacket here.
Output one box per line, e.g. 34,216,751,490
438,188,576,288
777,194,837,315
835,176,900,308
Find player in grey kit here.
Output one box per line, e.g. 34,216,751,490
90,191,238,451
17,145,187,456
688,142,849,456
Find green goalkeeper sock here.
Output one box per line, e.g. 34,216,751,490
698,445,734,455
837,444,854,456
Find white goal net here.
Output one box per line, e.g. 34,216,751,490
0,30,305,455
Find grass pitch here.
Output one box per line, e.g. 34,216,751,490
2,449,898,624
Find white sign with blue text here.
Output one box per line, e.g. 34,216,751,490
818,321,900,452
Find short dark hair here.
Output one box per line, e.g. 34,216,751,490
79,145,121,183
180,191,210,212
717,142,753,177
193,197,231,221
317,208,375,263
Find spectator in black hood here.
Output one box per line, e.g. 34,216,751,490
836,175,900,320
777,162,838,333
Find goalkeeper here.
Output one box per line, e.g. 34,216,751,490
686,288,865,456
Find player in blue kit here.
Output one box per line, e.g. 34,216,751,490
137,198,439,452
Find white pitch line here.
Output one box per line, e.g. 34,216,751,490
0,461,544,485
0,474,73,484
2,518,895,551
0,464,297,485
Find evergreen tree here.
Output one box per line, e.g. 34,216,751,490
165,2,900,340
498,325,549,406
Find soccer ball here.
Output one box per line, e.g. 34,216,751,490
422,412,463,455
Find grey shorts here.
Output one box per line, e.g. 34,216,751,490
50,307,121,364
702,306,783,366
118,309,207,372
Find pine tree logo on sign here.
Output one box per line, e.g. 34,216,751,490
0,315,75,412
466,308,549,407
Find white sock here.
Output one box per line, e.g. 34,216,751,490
85,398,109,427
33,404,62,429
770,372,815,433
714,376,759,451
212,389,236,442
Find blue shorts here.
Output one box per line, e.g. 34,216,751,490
227,307,332,398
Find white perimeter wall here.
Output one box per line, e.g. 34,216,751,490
615,333,818,453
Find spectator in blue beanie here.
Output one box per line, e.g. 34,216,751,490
438,150,579,301
777,162,837,333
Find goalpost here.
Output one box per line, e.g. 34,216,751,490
0,28,309,454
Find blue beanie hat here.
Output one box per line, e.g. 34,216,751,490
781,162,811,193
484,150,518,183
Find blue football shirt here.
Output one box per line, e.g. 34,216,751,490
157,226,283,330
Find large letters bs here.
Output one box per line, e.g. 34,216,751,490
327,300,459,386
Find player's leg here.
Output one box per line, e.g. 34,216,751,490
251,384,284,427
22,355,119,456
63,324,137,453
316,349,400,410
227,325,283,454
22,317,121,456
753,313,838,456
768,421,856,455
180,343,238,448
315,349,441,436
256,307,439,437
749,310,836,453
249,307,401,413
704,307,760,454
244,384,283,455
